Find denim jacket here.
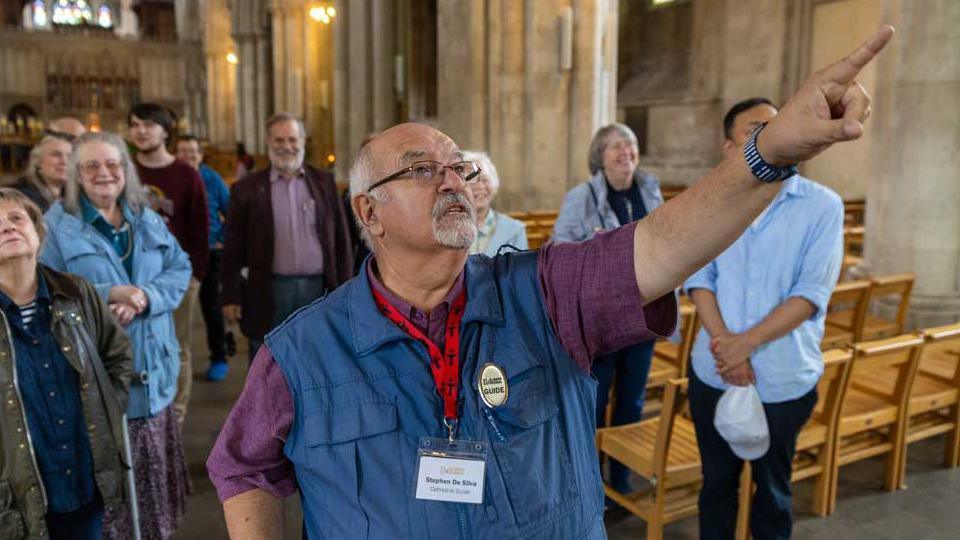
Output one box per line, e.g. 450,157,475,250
40,201,191,419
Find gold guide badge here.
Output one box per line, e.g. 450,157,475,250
477,363,508,408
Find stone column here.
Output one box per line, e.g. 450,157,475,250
333,0,397,181
232,0,272,152
865,0,960,328
435,0,619,212
204,0,237,146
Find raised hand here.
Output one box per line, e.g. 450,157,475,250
758,25,895,166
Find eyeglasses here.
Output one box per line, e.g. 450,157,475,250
79,160,124,176
367,160,481,192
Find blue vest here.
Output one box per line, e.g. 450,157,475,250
267,252,606,540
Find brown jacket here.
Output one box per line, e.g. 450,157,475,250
0,266,132,540
221,165,354,340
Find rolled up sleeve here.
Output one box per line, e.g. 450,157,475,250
683,259,718,296
538,223,677,371
206,345,297,502
787,198,844,317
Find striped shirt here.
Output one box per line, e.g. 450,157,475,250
19,300,38,329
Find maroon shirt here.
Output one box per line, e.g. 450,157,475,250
207,223,677,501
136,159,209,279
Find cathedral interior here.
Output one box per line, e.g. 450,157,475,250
0,0,958,538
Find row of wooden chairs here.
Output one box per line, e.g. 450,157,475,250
822,273,914,349
597,323,960,539
507,210,559,249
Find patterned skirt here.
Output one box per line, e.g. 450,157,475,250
103,405,187,540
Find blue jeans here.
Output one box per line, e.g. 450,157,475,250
593,340,655,490
46,493,103,540
688,371,817,540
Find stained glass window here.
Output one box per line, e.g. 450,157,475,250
51,0,94,26
98,3,113,28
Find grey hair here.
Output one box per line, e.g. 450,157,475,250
460,150,500,192
63,131,148,215
348,138,388,252
266,112,307,138
12,136,68,207
588,123,639,175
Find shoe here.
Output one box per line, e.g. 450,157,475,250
206,361,229,382
225,331,237,357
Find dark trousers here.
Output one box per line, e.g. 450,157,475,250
593,340,655,489
688,371,817,540
200,249,227,362
46,493,103,540
249,274,326,364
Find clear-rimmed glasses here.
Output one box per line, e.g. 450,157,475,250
79,160,123,176
367,160,481,192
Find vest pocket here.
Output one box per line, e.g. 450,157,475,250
0,481,25,540
484,365,577,531
303,399,398,446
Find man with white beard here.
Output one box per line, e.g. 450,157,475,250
221,113,353,361
208,26,893,539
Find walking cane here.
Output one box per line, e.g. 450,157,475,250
122,414,142,540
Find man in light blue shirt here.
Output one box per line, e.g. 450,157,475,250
684,97,844,539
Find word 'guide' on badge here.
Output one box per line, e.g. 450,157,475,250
477,363,508,408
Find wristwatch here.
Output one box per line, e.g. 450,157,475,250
743,122,798,183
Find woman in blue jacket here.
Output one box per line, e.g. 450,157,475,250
552,123,665,498
462,150,528,256
41,132,191,540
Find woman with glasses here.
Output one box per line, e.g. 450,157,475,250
0,187,132,539
552,123,665,501
460,150,528,256
40,132,192,540
5,135,73,212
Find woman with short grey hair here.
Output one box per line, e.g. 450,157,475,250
461,150,528,256
41,131,192,539
552,123,665,502
7,135,73,212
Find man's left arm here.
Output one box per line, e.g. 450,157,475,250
714,196,845,376
632,27,892,303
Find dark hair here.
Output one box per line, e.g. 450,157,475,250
128,103,175,141
177,133,200,145
722,97,776,140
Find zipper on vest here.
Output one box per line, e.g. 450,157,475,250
482,407,506,443
2,312,49,509
457,504,471,540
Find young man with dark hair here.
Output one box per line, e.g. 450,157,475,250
128,103,209,425
176,134,232,382
685,97,845,539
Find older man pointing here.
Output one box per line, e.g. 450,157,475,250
208,27,894,539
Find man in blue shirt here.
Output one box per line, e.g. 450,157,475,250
176,135,232,381
684,97,844,539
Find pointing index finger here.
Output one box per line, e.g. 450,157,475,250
818,25,895,85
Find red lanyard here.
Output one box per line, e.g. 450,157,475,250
371,287,467,428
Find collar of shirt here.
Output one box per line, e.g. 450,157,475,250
79,193,133,229
749,174,803,232
0,270,50,331
365,258,465,342
477,210,496,240
269,166,306,183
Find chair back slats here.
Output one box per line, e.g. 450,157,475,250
814,349,855,428
920,323,960,385
851,334,925,407
870,273,915,336
652,378,690,480
827,280,872,341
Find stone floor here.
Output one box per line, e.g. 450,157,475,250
173,329,960,539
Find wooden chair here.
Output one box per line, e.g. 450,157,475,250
843,225,865,257
596,379,700,540
526,232,548,249
855,323,960,488
734,349,855,538
829,334,924,514
827,273,914,342
822,280,872,349
646,298,699,414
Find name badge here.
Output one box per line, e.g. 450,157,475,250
415,437,487,504
477,363,508,408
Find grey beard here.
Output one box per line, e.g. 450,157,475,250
432,193,477,249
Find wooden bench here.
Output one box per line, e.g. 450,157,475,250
735,349,855,538
826,273,914,342
596,379,700,540
821,280,872,349
830,334,924,514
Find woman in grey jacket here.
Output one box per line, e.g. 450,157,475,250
552,123,664,498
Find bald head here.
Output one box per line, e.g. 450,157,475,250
351,123,460,196
49,117,87,138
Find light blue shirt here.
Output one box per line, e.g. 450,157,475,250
684,175,844,403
